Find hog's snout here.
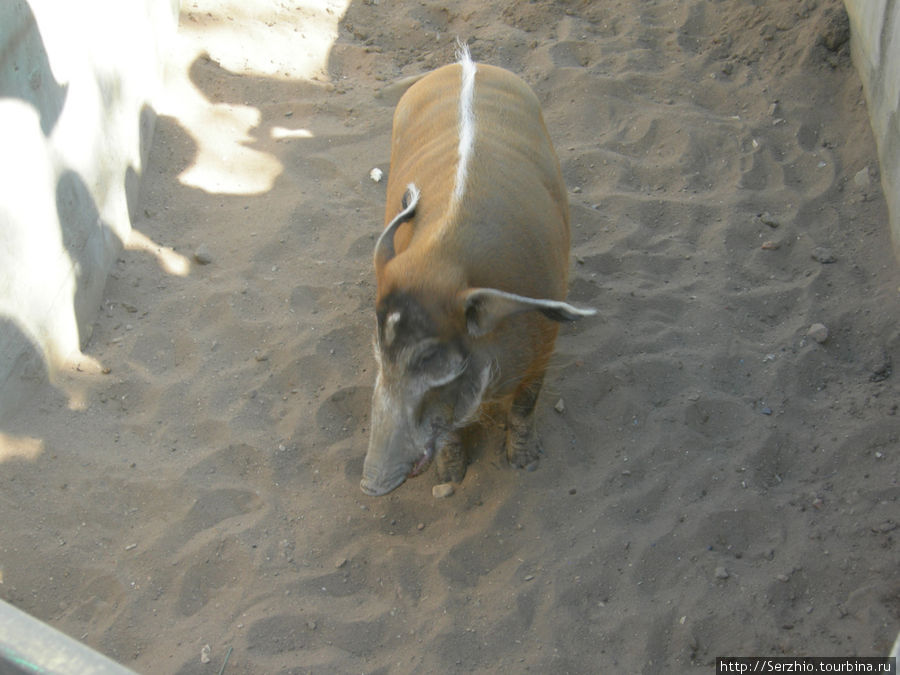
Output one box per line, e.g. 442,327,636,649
359,460,409,496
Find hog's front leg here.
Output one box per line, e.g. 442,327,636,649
506,374,544,471
434,430,466,484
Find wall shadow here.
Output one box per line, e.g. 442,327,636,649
56,171,123,347
124,104,160,226
0,0,67,135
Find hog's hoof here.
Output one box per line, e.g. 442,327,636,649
435,442,467,484
506,424,542,471
508,446,541,471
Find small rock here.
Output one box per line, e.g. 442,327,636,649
821,10,850,52
200,644,211,664
761,407,773,416
417,522,425,531
811,247,836,264
807,323,829,343
776,573,790,582
194,244,213,265
759,211,780,227
761,240,780,250
853,166,870,189
715,566,730,579
572,186,582,194
369,167,383,182
432,483,454,498
869,352,892,382
306,620,317,630
554,398,566,414
335,557,347,569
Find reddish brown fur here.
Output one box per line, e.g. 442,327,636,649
377,61,570,396
361,56,588,496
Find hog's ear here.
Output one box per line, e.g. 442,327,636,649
460,288,596,338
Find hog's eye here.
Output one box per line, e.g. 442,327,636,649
414,346,444,374
412,342,466,389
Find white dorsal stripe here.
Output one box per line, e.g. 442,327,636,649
452,44,477,207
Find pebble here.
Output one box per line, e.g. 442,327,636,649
807,323,829,343
335,557,347,569
759,211,780,228
200,644,211,664
417,522,425,531
811,247,836,264
715,566,730,579
432,483,454,498
194,244,213,265
873,520,897,532
868,353,892,382
761,240,780,250
369,167,383,182
853,166,870,189
554,398,566,414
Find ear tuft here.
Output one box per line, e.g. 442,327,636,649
536,303,597,323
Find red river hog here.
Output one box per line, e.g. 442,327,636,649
361,47,594,496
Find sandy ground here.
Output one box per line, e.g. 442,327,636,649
2,0,899,672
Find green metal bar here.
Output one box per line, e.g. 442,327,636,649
0,599,136,674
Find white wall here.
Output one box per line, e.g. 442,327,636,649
844,0,900,261
0,0,178,412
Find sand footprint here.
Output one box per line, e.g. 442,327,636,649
245,612,390,659
316,385,370,444
175,536,248,617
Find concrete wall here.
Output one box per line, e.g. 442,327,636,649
0,0,178,412
844,0,900,261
